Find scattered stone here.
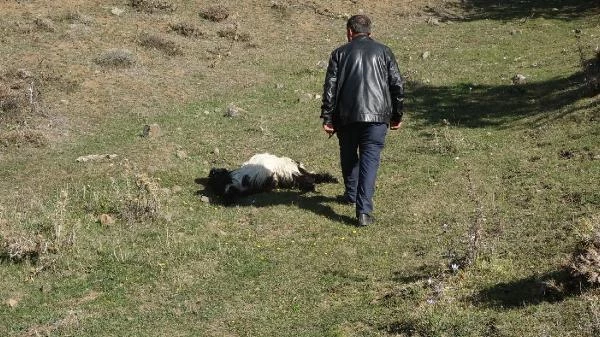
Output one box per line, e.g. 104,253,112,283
142,123,161,137
421,51,430,60
76,154,118,162
176,150,188,159
512,74,527,85
276,83,284,89
298,92,313,103
98,214,115,226
316,60,328,69
111,7,125,16
200,195,210,203
16,69,33,79
426,17,440,26
34,17,55,32
6,298,19,308
212,147,220,155
224,104,244,117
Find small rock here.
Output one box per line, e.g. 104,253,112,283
203,110,210,115
200,195,210,203
316,60,328,69
76,154,118,162
111,7,125,16
298,93,313,103
212,147,220,155
176,150,188,159
224,104,244,117
426,17,440,26
171,185,183,194
34,17,55,32
276,83,284,89
99,214,115,226
421,51,430,60
512,74,527,85
16,69,33,79
6,298,19,308
142,124,161,137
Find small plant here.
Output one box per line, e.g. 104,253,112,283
570,230,600,285
168,22,204,38
130,0,175,13
94,49,136,67
120,174,163,224
199,5,229,22
139,33,183,56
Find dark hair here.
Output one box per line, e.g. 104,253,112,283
346,15,371,34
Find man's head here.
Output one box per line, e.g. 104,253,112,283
346,15,371,39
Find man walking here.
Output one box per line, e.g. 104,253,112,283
320,14,404,227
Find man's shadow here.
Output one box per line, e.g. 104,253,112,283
194,178,356,226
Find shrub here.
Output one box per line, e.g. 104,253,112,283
199,5,229,22
130,0,175,13
94,49,136,67
570,231,600,285
139,33,183,56
169,22,204,38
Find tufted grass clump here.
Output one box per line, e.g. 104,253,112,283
129,0,176,14
94,49,136,67
570,230,600,285
168,22,205,38
139,33,183,56
199,5,229,22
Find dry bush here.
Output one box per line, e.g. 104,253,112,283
34,17,56,32
94,49,136,67
120,174,163,224
0,234,53,263
0,129,47,147
199,5,229,22
139,33,183,56
169,22,205,38
130,0,176,13
217,24,251,42
0,83,24,114
570,231,600,285
0,69,42,120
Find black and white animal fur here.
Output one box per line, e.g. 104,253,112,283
208,153,337,203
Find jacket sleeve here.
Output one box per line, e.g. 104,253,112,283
387,49,404,123
320,51,338,126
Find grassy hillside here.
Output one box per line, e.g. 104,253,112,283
1,0,599,336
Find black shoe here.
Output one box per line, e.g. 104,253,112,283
357,213,375,227
335,195,355,205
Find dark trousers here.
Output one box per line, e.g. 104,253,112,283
337,122,387,217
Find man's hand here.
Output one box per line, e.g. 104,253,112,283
390,121,402,130
323,123,335,135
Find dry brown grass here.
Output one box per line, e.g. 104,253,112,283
139,33,184,56
570,231,600,285
130,0,176,14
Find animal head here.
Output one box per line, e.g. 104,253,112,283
208,168,232,195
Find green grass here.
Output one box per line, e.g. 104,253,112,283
1,1,600,336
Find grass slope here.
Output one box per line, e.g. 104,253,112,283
1,1,599,336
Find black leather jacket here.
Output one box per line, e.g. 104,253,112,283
320,35,404,127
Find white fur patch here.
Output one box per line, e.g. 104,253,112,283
226,153,301,193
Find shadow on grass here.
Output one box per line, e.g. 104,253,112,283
429,0,600,22
194,178,356,226
409,64,599,128
472,268,589,309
